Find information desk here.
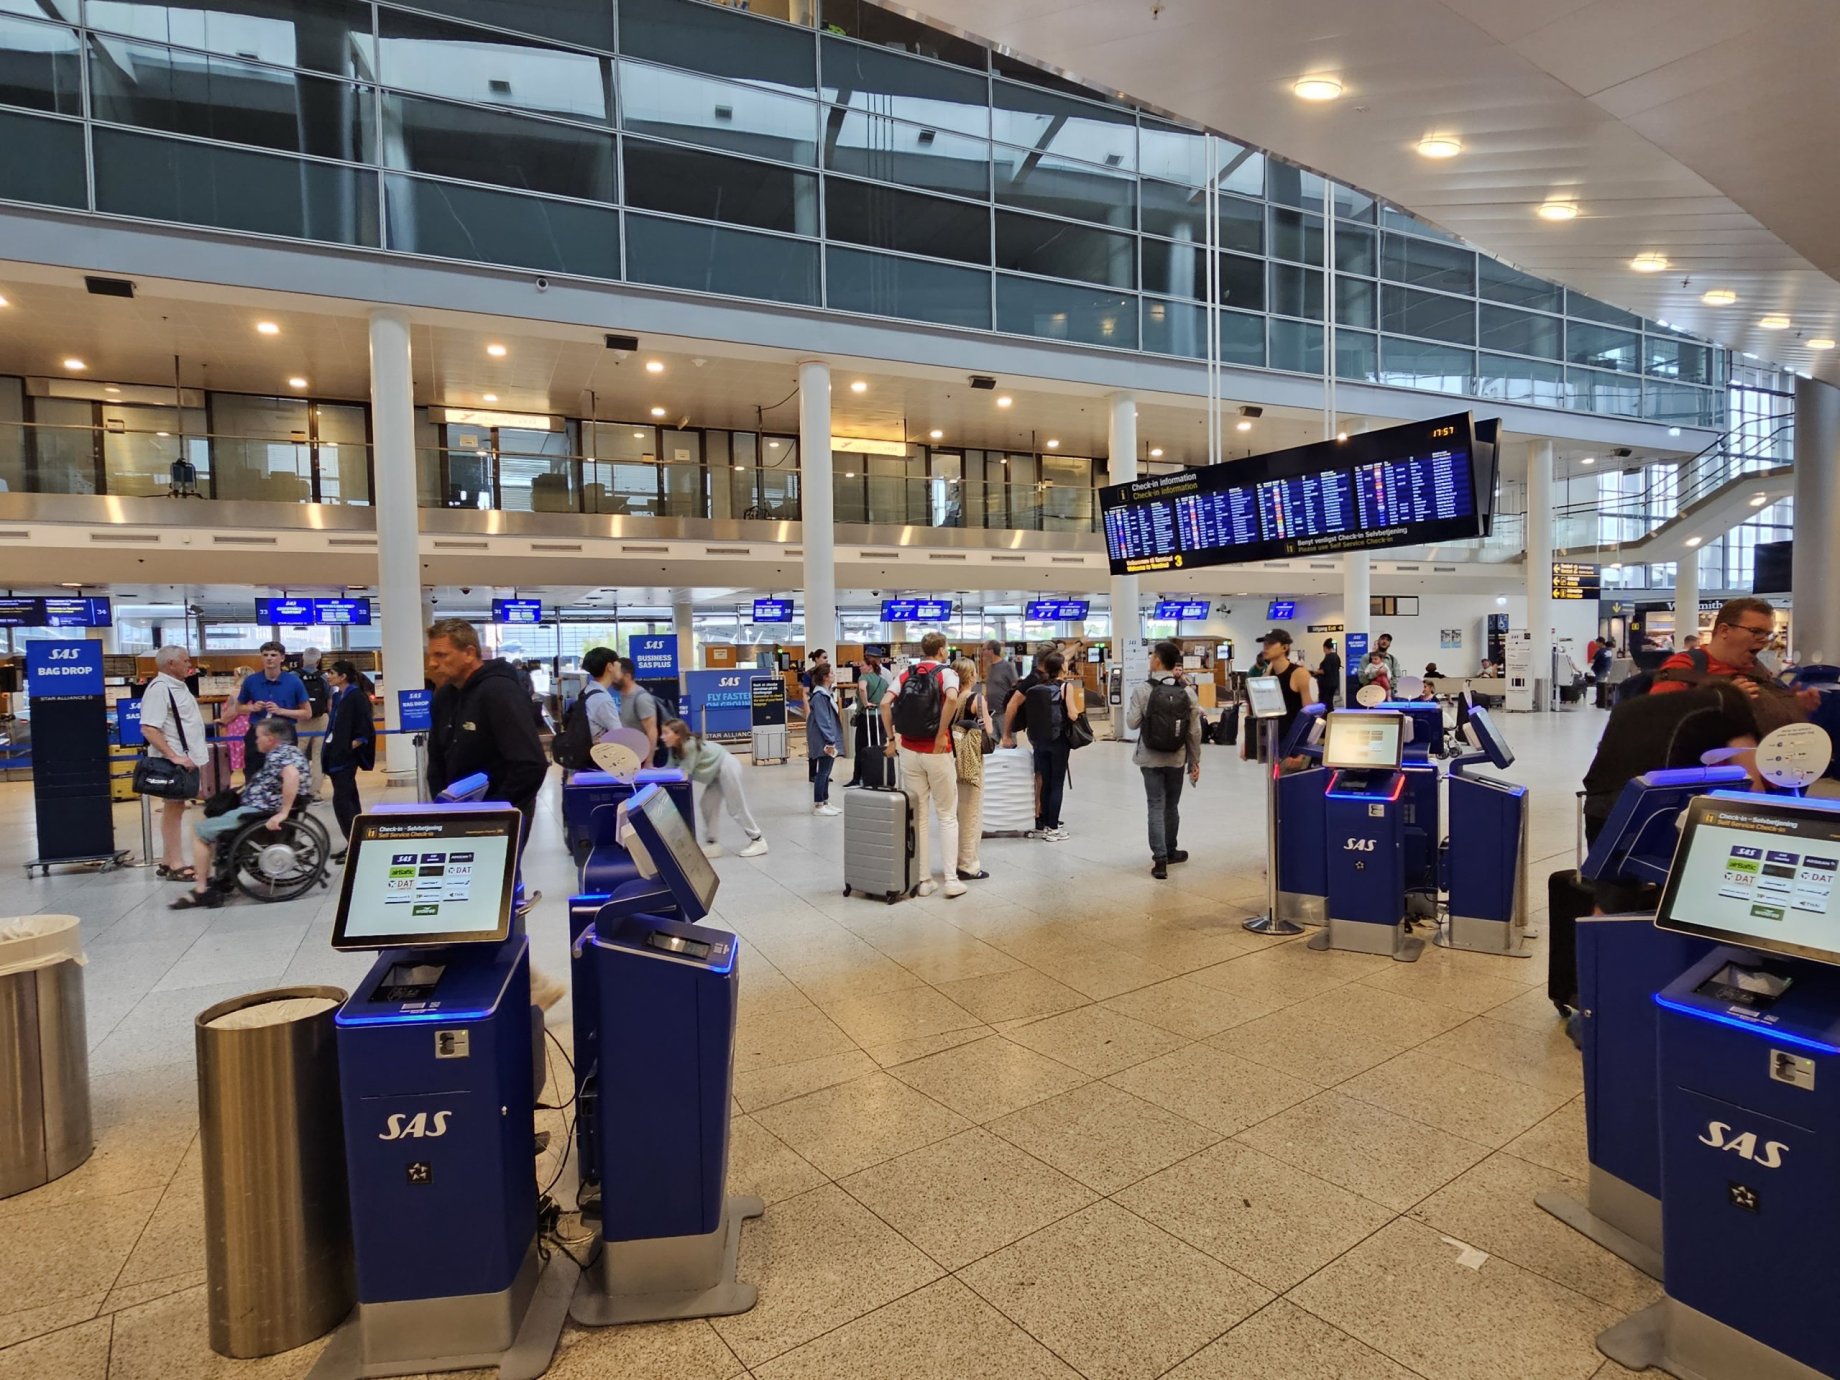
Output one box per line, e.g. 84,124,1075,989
1599,793,1840,1379
314,803,567,1380
568,785,763,1327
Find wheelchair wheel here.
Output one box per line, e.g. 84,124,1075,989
226,811,332,902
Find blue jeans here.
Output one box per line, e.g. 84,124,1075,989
813,751,835,804
1033,741,1069,830
1141,766,1185,860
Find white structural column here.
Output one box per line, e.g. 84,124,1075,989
370,311,425,779
798,361,837,655
1526,439,1555,711
1108,392,1145,741
672,595,696,684
1794,377,1840,663
1674,541,1700,647
1342,553,1369,676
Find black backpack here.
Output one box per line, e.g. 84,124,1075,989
300,668,330,719
891,665,945,740
1141,678,1191,752
1024,681,1066,744
550,685,604,769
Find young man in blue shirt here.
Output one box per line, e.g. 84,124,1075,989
236,640,311,782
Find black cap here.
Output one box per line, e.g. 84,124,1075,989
1259,628,1292,647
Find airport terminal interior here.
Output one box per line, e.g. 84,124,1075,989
0,0,1838,1378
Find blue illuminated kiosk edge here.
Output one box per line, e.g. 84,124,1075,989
1272,703,1331,930
312,801,571,1380
1437,706,1534,957
1307,710,1424,962
1597,791,1840,1380
567,784,763,1328
1243,678,1313,936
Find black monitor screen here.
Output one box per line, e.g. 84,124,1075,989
1100,413,1490,575
331,809,521,950
621,784,720,919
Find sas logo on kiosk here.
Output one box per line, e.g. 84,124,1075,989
380,1111,453,1141
1699,1120,1787,1168
1343,837,1377,853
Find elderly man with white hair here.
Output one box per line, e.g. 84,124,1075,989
138,645,210,880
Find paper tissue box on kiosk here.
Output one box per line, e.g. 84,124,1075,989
567,785,763,1327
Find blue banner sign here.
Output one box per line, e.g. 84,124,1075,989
631,634,679,679
27,640,104,699
1268,599,1297,620
493,599,543,625
396,688,434,733
118,696,144,746
685,669,754,743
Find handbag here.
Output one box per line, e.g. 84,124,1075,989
131,686,201,800
955,724,986,785
1064,707,1095,750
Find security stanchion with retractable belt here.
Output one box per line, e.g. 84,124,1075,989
1244,675,1309,937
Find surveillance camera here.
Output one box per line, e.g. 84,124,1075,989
535,276,549,291
459,586,471,595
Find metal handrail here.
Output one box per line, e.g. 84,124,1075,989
1552,415,1796,529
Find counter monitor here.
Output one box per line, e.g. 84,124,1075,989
1322,711,1406,771
331,808,522,950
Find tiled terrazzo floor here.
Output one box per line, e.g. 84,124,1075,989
0,708,1648,1379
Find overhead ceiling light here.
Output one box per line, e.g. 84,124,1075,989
1685,537,1702,548
1536,201,1578,221
844,470,855,478
481,393,498,403
650,406,667,417
1668,427,1682,437
1759,314,1791,330
287,376,308,389
0,294,9,308
1416,135,1462,159
996,395,1012,408
1045,439,1060,449
1630,253,1670,273
1580,456,1596,465
644,360,665,374
1751,494,1769,506
1292,76,1343,101
1610,562,1623,570
255,321,280,335
633,429,646,438
1701,288,1738,306
849,380,868,394
1149,447,1163,458
486,343,508,357
928,429,943,440
1808,338,1836,350
105,386,120,395
62,357,86,371
1236,419,1253,431
1336,431,1348,441
768,440,780,448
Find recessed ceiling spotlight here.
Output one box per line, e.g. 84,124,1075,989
1669,427,1682,436
928,429,943,440
0,294,10,308
768,440,780,448
105,386,120,395
1045,439,1060,449
1685,536,1702,548
844,470,855,478
1336,431,1348,441
996,395,1012,408
1610,561,1623,570
62,357,86,371
255,321,280,335
1751,494,1769,506
486,343,508,357
650,406,667,417
633,429,646,438
1293,76,1343,101
1701,288,1738,306
1580,456,1596,465
644,360,665,374
1808,337,1836,350
849,380,868,394
483,393,498,402
1759,314,1791,330
1416,135,1462,159
1149,447,1163,458
1630,253,1670,273
287,376,308,388
1536,201,1578,221
1236,419,1253,432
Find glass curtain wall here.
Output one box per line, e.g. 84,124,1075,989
0,0,1723,428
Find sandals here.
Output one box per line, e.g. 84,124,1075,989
169,889,223,910
155,865,196,882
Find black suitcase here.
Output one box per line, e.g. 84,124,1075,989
1546,866,1596,1013
856,744,897,789
1214,707,1240,746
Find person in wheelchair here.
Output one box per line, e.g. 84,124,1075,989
171,718,319,909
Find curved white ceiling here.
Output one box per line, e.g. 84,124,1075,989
906,0,1840,384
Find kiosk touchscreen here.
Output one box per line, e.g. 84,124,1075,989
1654,792,1840,968
1459,705,1514,770
1322,711,1405,775
614,785,721,923
331,807,520,952
1246,675,1287,720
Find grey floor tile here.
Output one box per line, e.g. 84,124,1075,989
987,1081,1220,1194
1165,1299,1421,1380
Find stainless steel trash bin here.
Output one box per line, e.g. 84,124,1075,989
0,915,91,1200
196,987,354,1359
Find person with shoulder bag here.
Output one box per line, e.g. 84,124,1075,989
321,660,377,859
950,656,995,882
1003,649,1076,841
137,644,210,881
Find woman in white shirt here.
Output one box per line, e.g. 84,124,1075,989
139,645,210,880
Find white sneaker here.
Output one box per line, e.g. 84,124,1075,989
530,970,567,1012
1044,827,1069,842
943,877,968,898
702,841,726,858
916,879,939,897
815,803,841,817
739,838,769,857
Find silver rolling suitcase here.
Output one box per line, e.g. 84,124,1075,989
842,784,915,904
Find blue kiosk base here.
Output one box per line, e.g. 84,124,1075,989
1534,1173,1662,1282
1598,1299,1827,1380
571,1195,765,1326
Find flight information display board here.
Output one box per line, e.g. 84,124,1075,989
493,599,543,625
1153,600,1210,621
1026,600,1089,621
752,599,794,623
881,599,953,622
1100,413,1493,575
1268,600,1297,620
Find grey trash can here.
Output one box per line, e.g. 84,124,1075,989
196,987,354,1359
0,915,92,1200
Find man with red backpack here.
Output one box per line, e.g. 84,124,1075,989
1649,596,1816,735
880,630,966,898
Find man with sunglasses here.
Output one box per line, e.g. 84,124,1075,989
1651,596,1817,731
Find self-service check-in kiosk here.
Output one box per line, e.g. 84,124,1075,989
1535,766,1747,1277
1246,680,1318,936
1308,710,1422,962
1438,706,1532,956
1378,700,1444,918
568,784,763,1327
561,767,694,869
311,804,568,1380
1598,792,1840,1380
